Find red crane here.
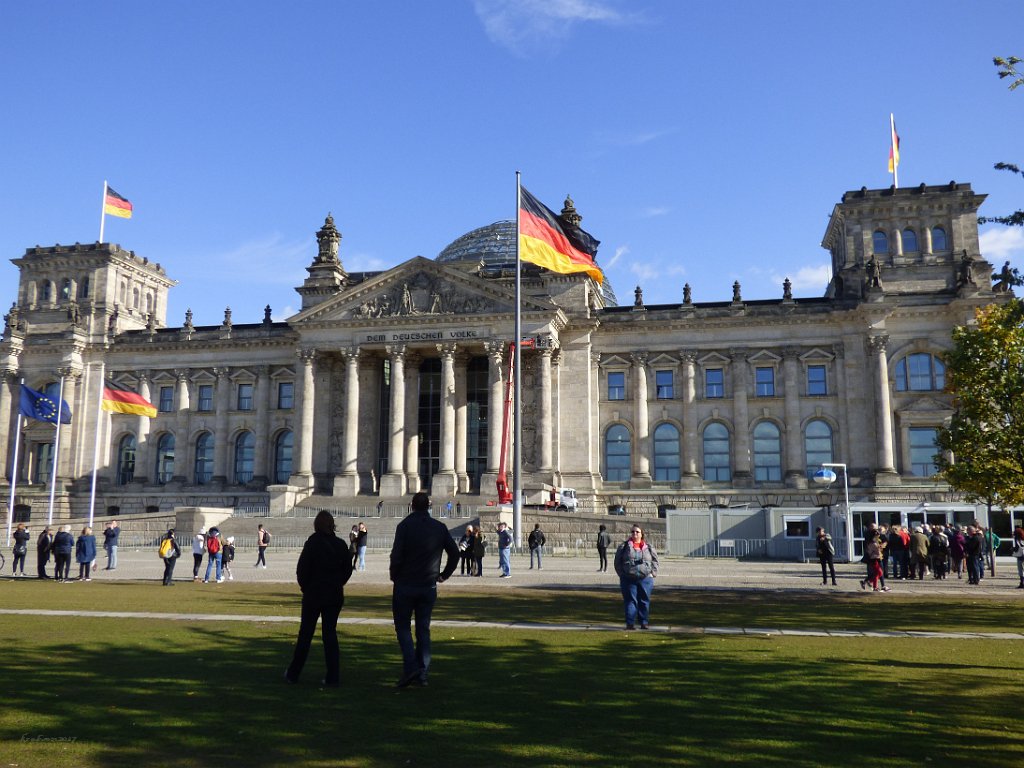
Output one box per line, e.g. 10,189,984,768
495,338,534,505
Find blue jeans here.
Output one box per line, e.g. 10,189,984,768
619,576,654,627
204,552,223,581
530,548,542,568
106,545,118,569
499,547,511,576
392,584,437,680
357,546,367,571
287,596,343,684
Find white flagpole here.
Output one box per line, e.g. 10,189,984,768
99,180,108,243
513,172,523,547
5,380,24,547
46,375,66,526
889,114,899,189
87,362,106,530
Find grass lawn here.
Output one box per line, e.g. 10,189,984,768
1,581,1022,767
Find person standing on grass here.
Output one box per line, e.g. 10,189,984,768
1012,526,1024,589
614,524,659,629
256,524,270,569
285,511,353,687
103,520,121,570
389,492,460,688
160,529,181,586
52,526,73,582
356,522,368,571
192,528,206,581
497,521,512,578
11,523,30,576
815,527,837,586
597,524,612,572
75,526,97,582
349,525,359,570
36,525,53,579
528,523,546,570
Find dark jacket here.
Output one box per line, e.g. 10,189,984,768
390,511,459,586
355,529,368,548
37,530,53,558
296,531,353,604
528,528,546,550
104,526,120,548
597,531,612,550
13,529,30,554
76,534,97,564
53,531,74,555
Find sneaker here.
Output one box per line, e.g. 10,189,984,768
228,574,233,580
216,578,224,583
881,586,891,592
640,624,650,630
261,565,267,569
625,625,636,630
859,580,866,590
397,668,425,689
283,670,298,685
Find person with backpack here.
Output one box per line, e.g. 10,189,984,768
614,524,659,629
204,527,224,583
11,523,30,576
528,523,546,570
815,527,837,586
192,528,207,582
223,536,236,581
159,529,181,586
256,524,270,569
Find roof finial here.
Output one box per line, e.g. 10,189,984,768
561,195,582,228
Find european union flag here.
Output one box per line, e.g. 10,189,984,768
19,384,72,424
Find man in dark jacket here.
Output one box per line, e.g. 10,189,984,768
36,526,53,579
390,492,459,688
528,523,546,570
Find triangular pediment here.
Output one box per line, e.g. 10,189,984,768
290,257,551,325
897,395,952,413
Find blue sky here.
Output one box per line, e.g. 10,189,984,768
2,1,1022,325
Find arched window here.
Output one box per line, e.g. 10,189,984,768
41,280,52,302
931,226,948,251
116,435,136,485
60,279,71,300
132,287,140,310
78,276,90,298
119,281,127,305
604,425,631,482
234,431,255,484
902,228,918,253
872,231,889,255
194,432,214,485
753,422,782,482
155,434,175,484
894,353,945,392
146,293,154,314
804,420,834,479
275,430,294,484
653,423,680,482
702,423,730,482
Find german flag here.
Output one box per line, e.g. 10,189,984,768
104,187,133,219
102,381,156,418
519,186,602,284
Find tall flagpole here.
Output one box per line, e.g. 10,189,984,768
513,172,523,547
87,362,106,530
5,380,25,547
46,375,66,526
889,114,899,189
99,180,108,243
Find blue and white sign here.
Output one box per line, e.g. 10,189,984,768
812,468,837,485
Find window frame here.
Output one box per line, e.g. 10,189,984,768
872,230,889,255
652,422,681,482
194,432,214,485
655,369,674,400
755,367,776,397
158,386,174,413
604,424,631,482
607,371,626,401
702,422,731,482
806,364,827,396
783,515,812,539
197,384,214,412
277,381,294,410
704,368,724,399
752,421,782,483
274,430,294,484
236,382,254,411
908,426,939,477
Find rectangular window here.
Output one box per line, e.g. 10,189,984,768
655,370,673,399
807,365,827,396
197,384,213,412
277,381,294,409
608,371,625,401
909,427,939,477
705,368,724,399
237,383,254,411
784,516,811,538
158,386,174,413
755,367,775,397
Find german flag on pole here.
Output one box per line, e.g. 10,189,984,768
519,186,602,284
104,187,133,219
102,381,156,417
888,115,900,173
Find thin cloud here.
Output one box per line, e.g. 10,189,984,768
474,0,631,54
630,259,685,282
199,234,309,286
604,244,629,269
980,227,1024,260
273,305,299,322
640,206,670,218
767,264,832,294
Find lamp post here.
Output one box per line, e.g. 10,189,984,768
820,463,853,562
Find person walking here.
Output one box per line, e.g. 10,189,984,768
1013,526,1024,589
52,525,74,582
356,522,368,571
614,524,659,629
159,529,181,585
389,491,459,688
497,521,512,578
103,520,121,570
597,524,612,572
75,526,97,582
11,523,30,576
815,527,837,586
285,511,353,687
192,528,207,581
255,524,270,569
223,536,235,580
36,526,53,579
528,523,546,570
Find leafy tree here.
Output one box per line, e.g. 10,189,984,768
978,56,1024,228
936,301,1024,506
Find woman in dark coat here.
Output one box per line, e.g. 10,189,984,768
52,526,74,582
285,511,353,687
11,523,30,576
75,526,97,581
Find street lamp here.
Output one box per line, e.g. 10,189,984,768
816,462,854,562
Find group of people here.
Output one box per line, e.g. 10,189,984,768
10,520,121,582
156,524,269,586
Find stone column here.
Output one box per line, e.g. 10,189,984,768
483,342,505,487
289,349,316,491
922,225,933,256
730,350,752,485
404,353,421,493
173,369,191,483
212,367,230,484
782,348,806,488
892,227,903,258
833,343,852,466
869,335,899,484
538,346,553,474
454,353,469,493
680,350,700,487
632,352,652,486
380,345,407,496
253,365,270,484
433,343,458,498
334,347,361,495
0,369,15,481
134,371,152,484
54,368,80,484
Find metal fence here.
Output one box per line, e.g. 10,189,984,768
667,537,837,561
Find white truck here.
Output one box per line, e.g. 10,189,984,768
519,485,578,511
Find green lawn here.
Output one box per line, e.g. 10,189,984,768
2,581,1022,767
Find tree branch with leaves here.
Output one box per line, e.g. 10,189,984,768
978,56,1024,228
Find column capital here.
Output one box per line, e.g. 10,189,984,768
56,366,82,380
680,349,698,364
255,364,272,378
832,342,845,359
867,335,889,355
436,342,458,359
729,348,748,364
631,352,648,367
174,368,191,381
590,351,602,365
339,345,361,363
384,344,406,359
297,348,317,364
134,369,152,383
212,366,229,378
782,346,801,360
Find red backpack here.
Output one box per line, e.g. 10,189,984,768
207,535,221,555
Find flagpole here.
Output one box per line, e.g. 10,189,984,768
87,362,106,530
46,375,66,526
5,381,24,547
99,180,108,243
513,171,523,548
889,114,899,189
